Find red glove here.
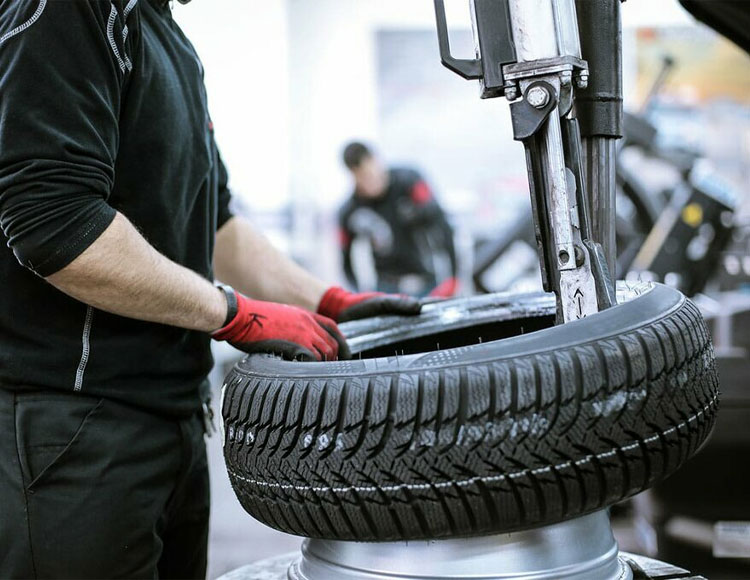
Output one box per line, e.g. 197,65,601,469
317,286,422,323
429,277,459,298
212,288,350,361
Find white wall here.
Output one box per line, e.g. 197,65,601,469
287,0,483,211
173,0,291,211
621,0,694,28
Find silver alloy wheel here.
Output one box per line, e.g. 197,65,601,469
288,510,632,580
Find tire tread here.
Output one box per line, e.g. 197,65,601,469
223,293,719,541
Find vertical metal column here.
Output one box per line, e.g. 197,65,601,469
434,0,617,322
505,0,601,322
583,138,618,275
575,0,623,278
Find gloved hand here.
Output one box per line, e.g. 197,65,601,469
317,286,422,323
429,277,459,298
212,288,350,361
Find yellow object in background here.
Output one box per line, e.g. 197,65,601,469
682,203,703,228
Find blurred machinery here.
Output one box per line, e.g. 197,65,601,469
617,55,739,296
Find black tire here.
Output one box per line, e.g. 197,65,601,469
221,283,719,541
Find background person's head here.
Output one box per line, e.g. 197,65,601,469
343,142,389,200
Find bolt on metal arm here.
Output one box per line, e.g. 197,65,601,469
433,0,618,323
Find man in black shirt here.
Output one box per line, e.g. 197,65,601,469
339,142,459,297
0,2,418,578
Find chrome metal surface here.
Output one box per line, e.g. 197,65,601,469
508,0,560,61
621,553,706,579
537,111,600,322
505,0,599,323
552,0,582,59
219,552,704,580
526,85,550,108
218,551,703,580
507,0,581,61
218,555,293,580
541,107,599,322
288,511,632,580
504,56,587,83
583,137,618,276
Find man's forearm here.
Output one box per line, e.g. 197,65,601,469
213,216,327,311
47,212,227,332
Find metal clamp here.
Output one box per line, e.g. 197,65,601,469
503,55,588,84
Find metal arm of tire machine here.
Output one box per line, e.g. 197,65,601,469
434,0,623,323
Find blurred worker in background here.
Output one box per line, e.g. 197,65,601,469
339,142,459,298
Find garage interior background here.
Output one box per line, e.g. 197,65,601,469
169,1,750,578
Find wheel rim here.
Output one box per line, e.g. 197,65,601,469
290,510,632,580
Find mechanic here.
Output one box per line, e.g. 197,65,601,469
0,1,419,578
338,142,459,298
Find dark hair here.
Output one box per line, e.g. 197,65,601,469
342,142,372,170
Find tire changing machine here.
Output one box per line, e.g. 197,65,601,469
220,1,706,578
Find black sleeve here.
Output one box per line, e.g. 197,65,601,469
0,1,134,276
442,219,459,277
216,150,234,230
342,246,358,291
400,172,458,276
338,207,359,291
398,172,444,226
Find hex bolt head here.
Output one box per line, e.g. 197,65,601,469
576,73,589,90
505,85,519,101
526,86,550,109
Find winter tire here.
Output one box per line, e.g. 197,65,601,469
221,283,719,541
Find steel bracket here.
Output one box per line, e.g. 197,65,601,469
510,82,558,140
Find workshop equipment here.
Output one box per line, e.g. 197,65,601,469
630,164,736,296
435,0,620,323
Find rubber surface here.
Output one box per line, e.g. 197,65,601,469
222,284,719,541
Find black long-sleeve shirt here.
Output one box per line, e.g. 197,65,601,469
0,0,232,416
338,168,457,292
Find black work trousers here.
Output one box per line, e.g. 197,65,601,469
0,388,210,579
